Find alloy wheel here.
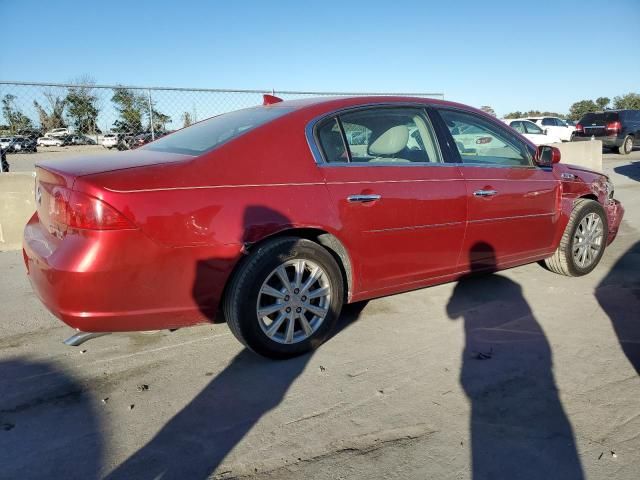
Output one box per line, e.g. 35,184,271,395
256,259,331,344
572,212,604,269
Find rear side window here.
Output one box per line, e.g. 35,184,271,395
524,121,543,134
541,118,554,126
510,121,525,133
143,106,293,156
316,107,442,164
439,109,532,167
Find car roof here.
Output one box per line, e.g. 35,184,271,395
263,95,474,115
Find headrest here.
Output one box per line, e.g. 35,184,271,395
369,125,409,155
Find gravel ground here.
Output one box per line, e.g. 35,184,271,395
0,149,638,479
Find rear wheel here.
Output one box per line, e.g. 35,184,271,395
542,199,607,276
618,135,633,155
223,237,344,359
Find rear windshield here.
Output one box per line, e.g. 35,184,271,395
142,106,293,156
579,112,619,124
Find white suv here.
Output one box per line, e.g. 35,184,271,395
45,128,71,138
527,117,575,142
102,133,122,149
503,119,562,145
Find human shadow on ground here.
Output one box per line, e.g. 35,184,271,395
596,240,640,374
0,358,103,479
446,242,584,480
614,161,640,182
107,205,366,479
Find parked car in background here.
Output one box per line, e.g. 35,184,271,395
564,120,576,127
573,110,640,155
23,96,624,358
45,128,71,138
10,136,38,153
102,133,123,149
0,137,14,151
503,119,562,145
70,134,97,145
130,131,170,149
37,136,65,147
527,116,575,142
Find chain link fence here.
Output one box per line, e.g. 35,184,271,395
0,80,443,149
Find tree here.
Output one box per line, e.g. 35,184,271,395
504,111,524,119
66,77,100,134
613,92,640,110
111,87,145,133
2,94,33,133
34,92,67,131
480,105,496,117
568,100,598,121
181,111,193,128
595,97,610,110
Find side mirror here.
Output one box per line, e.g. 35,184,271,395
535,145,561,167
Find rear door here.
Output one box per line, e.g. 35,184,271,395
434,108,560,269
314,106,466,294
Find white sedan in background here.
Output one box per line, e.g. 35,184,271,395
37,136,64,147
527,116,575,142
503,119,562,145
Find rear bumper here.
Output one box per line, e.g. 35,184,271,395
605,199,624,245
572,135,623,148
23,213,242,332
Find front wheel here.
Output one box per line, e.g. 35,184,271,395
223,237,344,359
542,199,608,276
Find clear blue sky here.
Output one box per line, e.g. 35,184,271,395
3,0,639,116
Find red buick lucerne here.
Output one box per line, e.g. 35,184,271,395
23,96,624,358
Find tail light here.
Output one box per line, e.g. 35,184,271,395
49,187,134,230
606,121,621,133
575,123,584,133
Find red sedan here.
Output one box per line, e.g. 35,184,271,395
23,96,624,358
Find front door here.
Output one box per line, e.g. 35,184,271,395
435,108,560,269
314,106,467,295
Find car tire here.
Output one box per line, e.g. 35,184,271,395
223,237,344,359
542,199,608,277
618,135,633,155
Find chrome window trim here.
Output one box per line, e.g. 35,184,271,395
305,102,449,168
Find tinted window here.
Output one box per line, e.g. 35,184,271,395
579,112,619,125
316,107,442,164
541,118,554,126
143,106,293,155
440,109,532,167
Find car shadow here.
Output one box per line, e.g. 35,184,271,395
0,358,104,479
446,242,584,479
106,206,367,478
613,161,640,182
596,240,640,374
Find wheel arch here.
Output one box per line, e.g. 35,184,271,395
218,227,354,324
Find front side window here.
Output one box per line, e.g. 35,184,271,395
439,109,532,167
316,107,442,164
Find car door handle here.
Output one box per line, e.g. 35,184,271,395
473,189,498,197
347,194,381,203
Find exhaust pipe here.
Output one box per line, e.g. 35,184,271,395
63,331,110,347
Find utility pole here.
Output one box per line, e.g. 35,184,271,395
147,89,155,140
